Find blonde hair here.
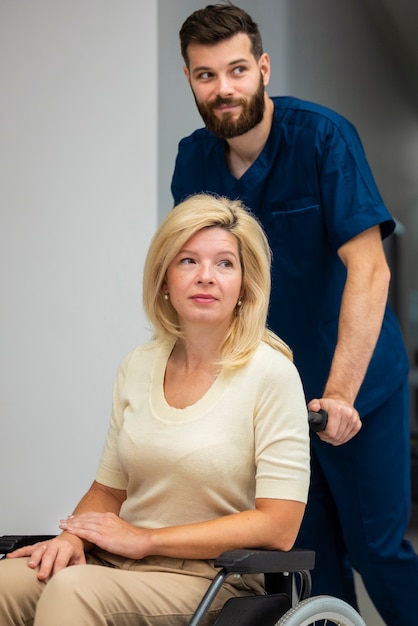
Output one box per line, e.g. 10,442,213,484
143,194,292,368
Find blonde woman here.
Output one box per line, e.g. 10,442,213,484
0,194,309,626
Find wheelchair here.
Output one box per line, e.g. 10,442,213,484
1,534,366,625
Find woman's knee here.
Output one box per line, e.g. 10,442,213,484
0,558,44,625
37,563,92,606
35,564,108,625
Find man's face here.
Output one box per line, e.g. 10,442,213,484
185,33,270,139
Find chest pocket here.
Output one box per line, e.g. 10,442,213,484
261,198,327,268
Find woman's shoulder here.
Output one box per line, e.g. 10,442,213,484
251,341,299,377
117,339,171,377
241,343,306,407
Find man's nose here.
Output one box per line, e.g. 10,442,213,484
215,74,233,98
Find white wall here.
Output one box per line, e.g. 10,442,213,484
0,1,157,534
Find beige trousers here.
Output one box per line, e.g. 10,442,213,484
0,549,264,625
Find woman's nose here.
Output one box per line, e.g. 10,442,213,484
196,264,215,283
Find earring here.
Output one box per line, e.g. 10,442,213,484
237,298,242,307
163,293,169,300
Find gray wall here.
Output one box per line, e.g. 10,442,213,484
0,1,157,534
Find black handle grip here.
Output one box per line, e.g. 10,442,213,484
308,409,328,432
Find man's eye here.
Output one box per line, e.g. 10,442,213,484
232,66,246,75
197,71,212,80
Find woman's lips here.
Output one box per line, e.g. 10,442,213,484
191,294,217,303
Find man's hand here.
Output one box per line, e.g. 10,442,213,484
308,398,362,445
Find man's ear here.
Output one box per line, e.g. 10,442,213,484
259,52,271,87
183,65,191,84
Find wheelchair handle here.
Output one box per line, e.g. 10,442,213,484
308,408,328,432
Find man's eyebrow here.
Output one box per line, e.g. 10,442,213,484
191,58,250,75
191,65,212,75
227,57,250,66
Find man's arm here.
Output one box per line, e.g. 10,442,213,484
308,225,391,445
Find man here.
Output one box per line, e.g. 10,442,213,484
171,3,418,625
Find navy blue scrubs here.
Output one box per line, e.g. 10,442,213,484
171,96,417,624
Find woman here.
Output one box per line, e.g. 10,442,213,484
0,194,310,625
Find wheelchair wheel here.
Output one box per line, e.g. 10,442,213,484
275,595,366,626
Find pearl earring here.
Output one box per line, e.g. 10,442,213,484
164,293,169,300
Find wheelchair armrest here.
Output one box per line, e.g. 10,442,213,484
0,535,56,554
214,548,315,574
190,549,315,626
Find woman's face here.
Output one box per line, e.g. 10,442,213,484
164,226,243,332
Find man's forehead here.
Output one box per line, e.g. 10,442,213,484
187,33,254,69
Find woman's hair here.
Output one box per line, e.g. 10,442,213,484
179,2,263,67
143,193,292,368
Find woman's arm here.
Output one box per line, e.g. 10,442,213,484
72,480,126,518
60,496,305,560
63,480,127,551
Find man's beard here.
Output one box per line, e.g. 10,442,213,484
193,73,266,139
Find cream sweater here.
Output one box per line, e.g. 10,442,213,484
96,340,310,529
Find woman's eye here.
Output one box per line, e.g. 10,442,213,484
180,257,195,264
219,260,233,268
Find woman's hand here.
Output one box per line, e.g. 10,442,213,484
59,511,150,560
6,533,86,580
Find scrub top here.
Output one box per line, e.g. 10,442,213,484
171,96,409,415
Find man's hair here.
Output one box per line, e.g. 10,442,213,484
143,193,292,368
179,2,263,67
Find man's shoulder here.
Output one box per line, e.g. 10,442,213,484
271,95,355,131
178,126,220,152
